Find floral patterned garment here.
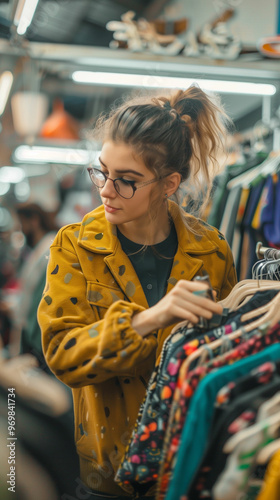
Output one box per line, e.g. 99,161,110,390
157,322,280,500
115,316,232,493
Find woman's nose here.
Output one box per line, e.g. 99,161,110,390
99,178,117,198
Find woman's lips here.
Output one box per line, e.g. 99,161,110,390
104,204,120,213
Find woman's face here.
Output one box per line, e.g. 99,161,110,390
97,141,163,228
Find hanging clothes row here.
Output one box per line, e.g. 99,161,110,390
114,276,280,500
207,148,280,281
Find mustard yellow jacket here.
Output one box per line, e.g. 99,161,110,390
38,200,237,496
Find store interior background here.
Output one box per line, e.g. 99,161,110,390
0,1,280,498
0,0,279,224
0,0,280,325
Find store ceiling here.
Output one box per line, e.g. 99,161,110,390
0,0,177,128
0,0,169,44
0,0,270,132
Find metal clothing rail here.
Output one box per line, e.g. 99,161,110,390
256,241,280,260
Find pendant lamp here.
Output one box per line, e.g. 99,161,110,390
11,91,49,137
39,99,80,140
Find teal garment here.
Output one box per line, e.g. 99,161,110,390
165,343,280,500
117,223,178,307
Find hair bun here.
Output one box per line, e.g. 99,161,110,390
180,113,194,138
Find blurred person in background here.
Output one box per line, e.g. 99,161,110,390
1,197,80,498
11,202,59,366
0,206,19,348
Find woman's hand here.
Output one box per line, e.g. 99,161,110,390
132,279,223,337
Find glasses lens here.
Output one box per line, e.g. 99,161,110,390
114,179,134,199
91,169,106,187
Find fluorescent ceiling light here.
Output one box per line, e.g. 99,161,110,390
72,71,277,96
15,0,40,36
13,145,96,165
0,182,10,196
0,166,25,183
0,71,13,116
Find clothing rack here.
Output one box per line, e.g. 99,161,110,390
256,241,280,260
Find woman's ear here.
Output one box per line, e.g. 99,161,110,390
163,172,181,198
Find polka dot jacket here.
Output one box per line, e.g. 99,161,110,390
37,200,237,496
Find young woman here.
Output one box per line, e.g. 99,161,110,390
38,85,237,499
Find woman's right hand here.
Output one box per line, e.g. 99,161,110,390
131,279,223,337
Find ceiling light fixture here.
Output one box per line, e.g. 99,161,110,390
0,166,25,183
0,71,13,116
15,0,40,36
72,71,277,96
13,145,98,165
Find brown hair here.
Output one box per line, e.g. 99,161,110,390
92,85,231,228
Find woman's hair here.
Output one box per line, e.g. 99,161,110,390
92,85,231,225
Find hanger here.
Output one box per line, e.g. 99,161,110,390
223,408,280,454
177,290,280,383
257,391,280,422
255,438,280,464
219,279,280,310
239,291,280,327
227,152,280,190
175,328,246,384
171,283,280,386
252,256,280,281
213,412,280,500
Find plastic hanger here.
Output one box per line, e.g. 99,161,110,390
213,412,280,500
173,284,280,380
218,279,280,310
177,290,280,381
223,409,280,454
227,152,280,190
257,392,280,423
176,328,246,382
256,438,280,464
239,291,280,328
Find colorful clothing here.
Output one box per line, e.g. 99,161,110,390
188,362,280,499
116,290,278,494
215,361,277,408
212,413,280,500
115,315,230,492
159,324,280,500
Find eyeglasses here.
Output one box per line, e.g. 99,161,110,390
87,167,161,199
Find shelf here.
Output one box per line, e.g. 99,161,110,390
1,40,280,87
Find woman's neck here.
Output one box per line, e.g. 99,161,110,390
117,212,171,245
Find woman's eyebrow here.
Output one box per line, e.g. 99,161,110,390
99,157,144,177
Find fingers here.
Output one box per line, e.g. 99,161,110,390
171,280,223,315
169,304,209,325
212,290,218,300
152,280,224,329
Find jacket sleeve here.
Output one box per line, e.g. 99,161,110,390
219,239,237,300
38,242,157,388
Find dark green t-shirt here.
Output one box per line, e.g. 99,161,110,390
117,223,178,307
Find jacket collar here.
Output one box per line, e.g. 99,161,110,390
78,200,219,256
78,204,118,254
